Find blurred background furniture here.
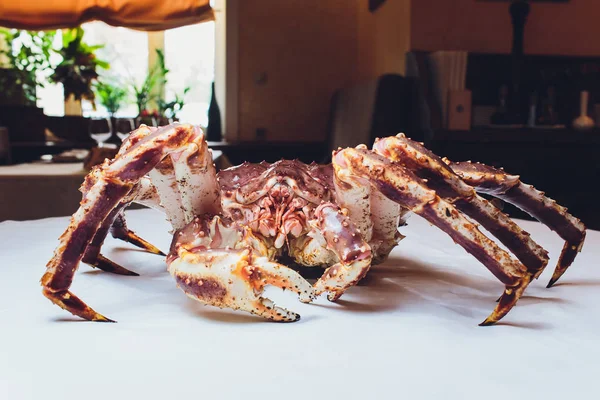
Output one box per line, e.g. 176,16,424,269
0,150,230,221
327,74,432,158
0,162,86,221
326,66,600,230
402,51,600,230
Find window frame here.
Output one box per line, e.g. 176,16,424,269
147,0,236,141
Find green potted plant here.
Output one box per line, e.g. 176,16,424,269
0,29,55,106
132,49,168,125
131,49,191,126
50,27,109,115
94,80,128,116
94,79,129,143
158,87,190,123
132,72,160,123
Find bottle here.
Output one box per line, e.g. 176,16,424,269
572,90,594,131
206,81,222,142
527,92,537,128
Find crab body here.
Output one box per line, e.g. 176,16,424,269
41,124,586,325
218,160,335,259
214,160,401,267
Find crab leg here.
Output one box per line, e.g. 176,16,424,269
168,215,315,321
82,203,140,276
171,133,222,220
76,169,159,275
334,147,530,325
81,176,165,276
41,124,197,322
331,158,404,263
373,135,549,277
311,203,373,301
148,157,188,230
143,127,222,232
448,161,586,288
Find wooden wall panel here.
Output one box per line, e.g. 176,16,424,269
411,0,600,56
235,0,411,142
237,0,357,142
356,0,411,81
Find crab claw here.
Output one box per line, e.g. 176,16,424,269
312,203,373,302
315,262,370,301
169,248,316,322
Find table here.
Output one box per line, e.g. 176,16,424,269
1,209,598,399
0,150,230,222
0,162,87,221
11,140,329,165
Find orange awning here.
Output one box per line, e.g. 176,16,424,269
0,0,214,31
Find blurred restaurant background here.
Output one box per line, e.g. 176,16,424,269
1,0,599,229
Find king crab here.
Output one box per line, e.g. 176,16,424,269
42,124,586,325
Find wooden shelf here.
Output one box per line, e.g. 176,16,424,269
430,127,600,230
434,127,600,144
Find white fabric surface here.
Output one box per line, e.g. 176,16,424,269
0,209,598,400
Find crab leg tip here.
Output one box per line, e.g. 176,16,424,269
327,292,344,302
120,231,165,256
286,314,301,323
92,255,139,276
546,238,584,288
478,313,502,327
94,315,117,323
478,318,497,327
479,274,532,327
43,288,115,322
546,274,562,289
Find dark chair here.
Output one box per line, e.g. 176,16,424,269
326,73,432,162
0,105,46,143
45,115,95,143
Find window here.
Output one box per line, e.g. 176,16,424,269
36,21,216,127
80,22,149,118
165,22,215,126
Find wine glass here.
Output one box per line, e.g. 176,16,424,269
88,117,112,147
135,115,158,128
116,118,136,141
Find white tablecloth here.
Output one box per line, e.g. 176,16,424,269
1,209,598,400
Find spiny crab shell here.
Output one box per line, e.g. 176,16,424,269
218,160,338,251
